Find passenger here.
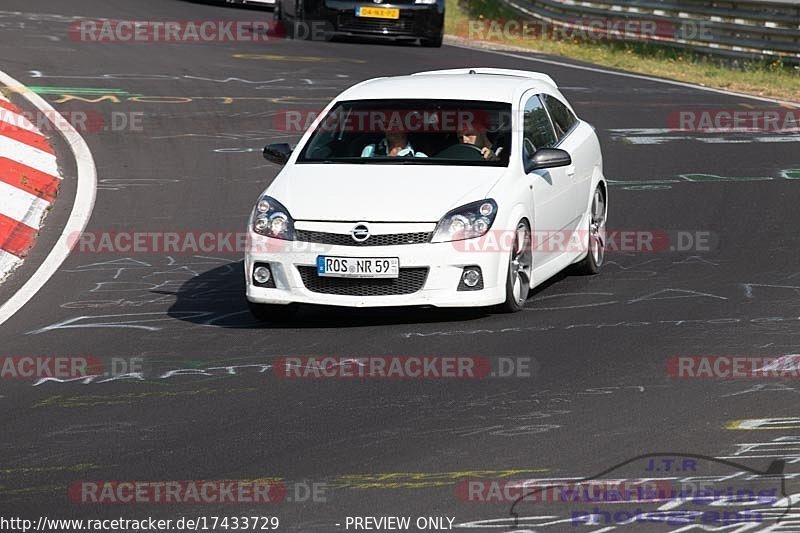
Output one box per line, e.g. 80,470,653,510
361,126,427,158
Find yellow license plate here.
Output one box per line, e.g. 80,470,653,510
355,6,400,19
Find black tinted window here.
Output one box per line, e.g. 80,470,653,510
522,95,556,157
543,94,578,139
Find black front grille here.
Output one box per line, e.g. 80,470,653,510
298,266,428,296
337,14,416,35
295,230,431,247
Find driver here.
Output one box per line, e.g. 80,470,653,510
361,124,427,158
457,114,499,161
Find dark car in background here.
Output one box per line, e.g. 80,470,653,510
225,0,276,7
196,0,277,8
275,0,444,47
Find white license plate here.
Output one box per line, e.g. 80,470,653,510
317,256,399,278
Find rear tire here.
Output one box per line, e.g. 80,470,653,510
497,221,532,313
575,186,606,275
273,1,291,38
276,1,305,39
248,301,299,323
421,34,443,47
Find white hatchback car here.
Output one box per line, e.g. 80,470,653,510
245,68,607,319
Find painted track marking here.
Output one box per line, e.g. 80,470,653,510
0,69,96,326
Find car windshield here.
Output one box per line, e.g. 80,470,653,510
297,99,512,166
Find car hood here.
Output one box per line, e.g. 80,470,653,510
266,164,507,221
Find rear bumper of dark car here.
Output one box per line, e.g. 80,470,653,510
309,1,444,41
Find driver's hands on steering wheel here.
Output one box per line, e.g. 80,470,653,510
480,146,499,161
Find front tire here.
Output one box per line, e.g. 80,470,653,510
248,301,299,323
498,221,532,313
575,186,606,275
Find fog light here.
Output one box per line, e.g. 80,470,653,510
462,269,481,288
254,266,271,284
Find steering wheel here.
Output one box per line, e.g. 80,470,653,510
434,142,485,160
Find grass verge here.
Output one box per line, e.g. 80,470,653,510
445,0,800,103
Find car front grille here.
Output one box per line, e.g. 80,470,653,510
337,14,417,35
297,266,429,296
294,230,431,247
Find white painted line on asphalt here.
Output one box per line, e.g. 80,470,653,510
0,70,97,327
0,135,57,174
0,180,50,229
447,42,800,108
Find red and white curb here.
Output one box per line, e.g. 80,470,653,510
0,91,61,281
0,70,96,327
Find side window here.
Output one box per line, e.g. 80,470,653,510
522,95,557,158
543,94,578,140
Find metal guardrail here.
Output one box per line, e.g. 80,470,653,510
498,0,800,64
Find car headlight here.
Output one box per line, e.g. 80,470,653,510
251,195,295,240
432,199,498,242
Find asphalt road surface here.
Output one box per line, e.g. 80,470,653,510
0,1,799,531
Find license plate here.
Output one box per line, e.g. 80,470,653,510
317,256,399,278
355,6,400,19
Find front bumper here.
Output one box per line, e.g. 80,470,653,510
309,1,444,41
244,231,507,308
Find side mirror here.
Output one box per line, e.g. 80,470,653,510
263,143,293,164
524,148,572,173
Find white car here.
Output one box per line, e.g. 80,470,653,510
245,68,607,319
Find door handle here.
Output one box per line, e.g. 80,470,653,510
566,166,576,178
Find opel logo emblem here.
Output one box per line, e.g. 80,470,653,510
351,224,370,243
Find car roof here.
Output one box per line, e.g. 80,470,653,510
336,68,560,104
